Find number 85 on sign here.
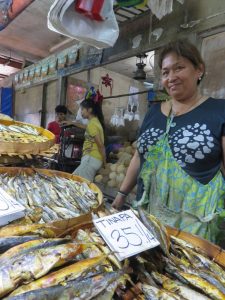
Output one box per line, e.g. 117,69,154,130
93,210,160,261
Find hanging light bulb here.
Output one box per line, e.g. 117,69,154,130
133,53,148,80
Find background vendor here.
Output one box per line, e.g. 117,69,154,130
47,105,67,143
73,93,105,182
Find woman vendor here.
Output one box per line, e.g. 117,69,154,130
113,39,225,245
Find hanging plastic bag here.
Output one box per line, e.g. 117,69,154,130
134,104,140,121
110,107,125,127
48,0,119,49
118,108,125,126
124,86,140,122
147,0,173,20
110,108,119,127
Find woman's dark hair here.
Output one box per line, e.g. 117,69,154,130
55,105,67,114
81,99,105,130
158,39,205,84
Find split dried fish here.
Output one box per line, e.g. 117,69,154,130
0,242,92,297
0,124,48,143
6,271,123,300
10,254,107,297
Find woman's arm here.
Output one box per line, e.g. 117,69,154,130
94,134,106,167
72,122,87,129
112,150,140,210
60,121,87,129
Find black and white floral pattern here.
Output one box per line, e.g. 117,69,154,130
137,123,215,167
137,127,164,158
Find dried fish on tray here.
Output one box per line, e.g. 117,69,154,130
0,210,224,299
128,208,225,300
0,222,126,299
0,120,54,154
0,124,48,143
0,167,103,223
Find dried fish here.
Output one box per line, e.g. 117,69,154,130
6,271,123,300
0,236,39,254
142,284,180,300
138,208,170,256
0,242,92,297
0,124,47,143
10,255,107,297
0,238,71,261
0,171,100,222
151,272,211,300
0,223,59,238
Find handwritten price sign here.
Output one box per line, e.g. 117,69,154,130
0,187,26,226
93,210,160,261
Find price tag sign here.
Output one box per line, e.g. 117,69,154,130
0,187,26,226
93,210,160,261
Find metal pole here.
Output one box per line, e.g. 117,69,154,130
103,89,149,100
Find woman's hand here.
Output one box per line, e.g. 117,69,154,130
112,150,140,210
112,193,127,210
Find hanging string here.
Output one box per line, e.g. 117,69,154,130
103,89,148,100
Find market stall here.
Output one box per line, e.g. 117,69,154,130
0,116,57,168
0,208,224,299
0,0,225,298
0,167,103,224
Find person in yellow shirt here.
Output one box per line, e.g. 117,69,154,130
73,96,105,181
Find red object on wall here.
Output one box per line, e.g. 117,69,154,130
101,73,113,95
75,0,105,21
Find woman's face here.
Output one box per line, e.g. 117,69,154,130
161,52,203,101
81,107,91,119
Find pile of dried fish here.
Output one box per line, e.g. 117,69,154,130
0,171,99,222
0,223,126,299
132,208,225,300
0,124,48,143
0,210,224,299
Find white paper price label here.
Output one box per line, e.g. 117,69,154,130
0,187,26,226
93,210,160,261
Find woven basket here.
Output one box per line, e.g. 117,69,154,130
0,120,55,154
0,167,103,221
50,216,225,268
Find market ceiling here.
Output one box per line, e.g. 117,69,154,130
0,0,152,78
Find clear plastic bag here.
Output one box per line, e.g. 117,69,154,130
124,86,140,121
48,0,119,49
110,107,125,127
147,0,173,20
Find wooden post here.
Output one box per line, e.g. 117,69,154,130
57,76,67,106
40,83,47,127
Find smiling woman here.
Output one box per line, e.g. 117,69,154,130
113,39,225,247
159,39,205,113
